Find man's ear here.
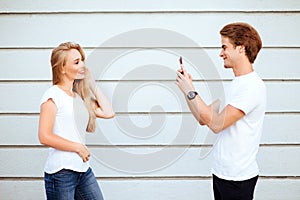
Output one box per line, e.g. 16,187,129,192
238,45,245,53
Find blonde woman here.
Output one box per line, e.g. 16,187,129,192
38,42,114,199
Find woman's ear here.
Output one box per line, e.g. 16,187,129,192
60,64,66,74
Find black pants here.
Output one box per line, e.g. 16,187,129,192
213,174,258,200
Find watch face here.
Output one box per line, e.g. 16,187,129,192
187,91,196,100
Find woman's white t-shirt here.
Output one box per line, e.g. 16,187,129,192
212,72,267,181
40,85,90,174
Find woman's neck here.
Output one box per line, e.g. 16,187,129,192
57,81,75,97
57,80,73,91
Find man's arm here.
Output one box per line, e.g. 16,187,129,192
176,67,244,133
198,99,221,126
187,95,244,133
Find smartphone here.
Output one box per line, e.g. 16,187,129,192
179,56,184,74
179,56,183,65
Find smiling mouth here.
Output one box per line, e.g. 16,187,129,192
78,70,85,75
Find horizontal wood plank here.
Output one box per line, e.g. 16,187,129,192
1,0,300,12
0,82,299,113
0,146,299,177
1,178,300,200
0,48,299,80
0,13,300,48
0,114,299,145
1,178,299,200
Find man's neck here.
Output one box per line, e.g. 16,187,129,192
232,59,254,77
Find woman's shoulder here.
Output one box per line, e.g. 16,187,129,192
40,85,62,106
43,85,61,95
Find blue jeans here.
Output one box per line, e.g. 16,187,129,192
44,168,104,200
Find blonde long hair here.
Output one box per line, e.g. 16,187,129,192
50,42,96,132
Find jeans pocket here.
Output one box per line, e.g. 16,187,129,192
44,172,54,191
46,169,77,191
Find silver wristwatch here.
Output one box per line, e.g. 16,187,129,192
187,91,198,100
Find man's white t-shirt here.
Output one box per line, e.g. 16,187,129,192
40,85,90,174
212,71,266,181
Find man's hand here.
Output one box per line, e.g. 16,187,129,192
176,65,195,95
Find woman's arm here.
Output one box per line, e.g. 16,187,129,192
86,68,115,119
38,99,90,162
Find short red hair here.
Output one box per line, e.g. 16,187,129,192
220,22,262,63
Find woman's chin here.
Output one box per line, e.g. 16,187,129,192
76,75,85,80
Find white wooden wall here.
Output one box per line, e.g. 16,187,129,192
1,0,300,199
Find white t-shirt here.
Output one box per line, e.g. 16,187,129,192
40,85,90,174
212,71,266,181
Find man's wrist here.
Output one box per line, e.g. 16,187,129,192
187,91,198,100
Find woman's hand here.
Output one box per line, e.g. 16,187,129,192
84,67,97,92
84,67,115,119
76,143,91,162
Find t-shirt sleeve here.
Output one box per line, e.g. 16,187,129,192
228,87,259,115
40,87,61,108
